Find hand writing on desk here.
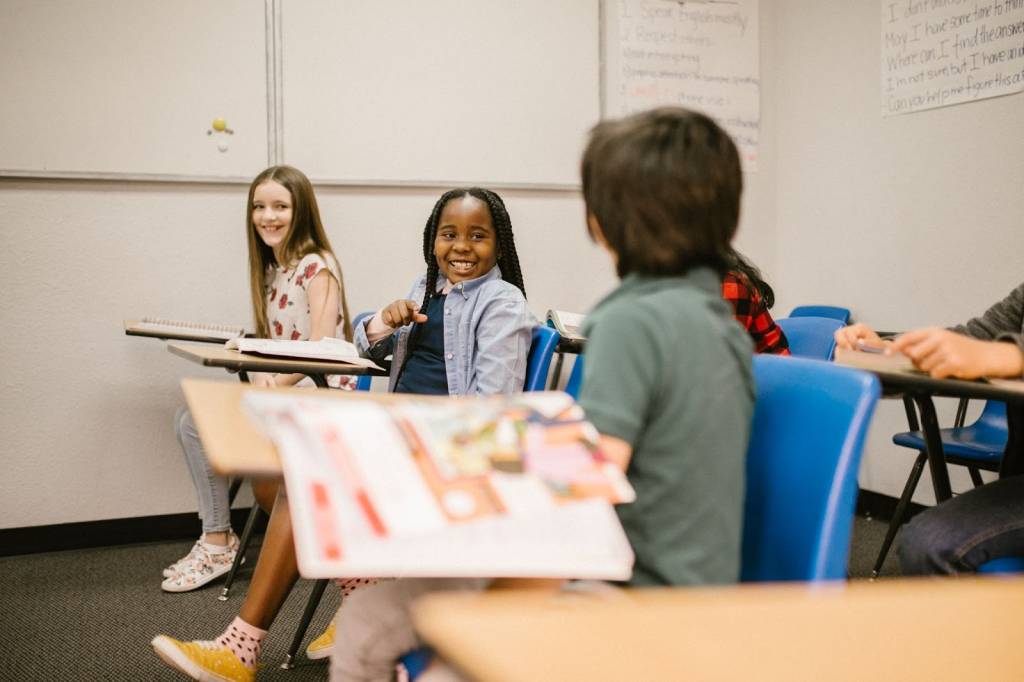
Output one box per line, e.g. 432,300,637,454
834,323,889,352
381,299,428,327
892,328,1024,380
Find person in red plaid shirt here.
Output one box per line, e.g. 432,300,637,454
722,251,790,355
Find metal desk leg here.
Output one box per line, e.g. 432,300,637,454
281,578,329,669
311,374,328,388
549,352,565,391
912,393,953,503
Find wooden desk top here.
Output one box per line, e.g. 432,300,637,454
168,342,387,377
835,347,1024,402
181,378,440,476
413,577,1024,682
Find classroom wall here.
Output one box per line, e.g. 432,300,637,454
771,0,1024,504
0,4,782,530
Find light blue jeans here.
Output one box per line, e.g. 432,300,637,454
900,475,1024,574
174,406,231,534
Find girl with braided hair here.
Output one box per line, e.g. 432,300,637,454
356,187,533,397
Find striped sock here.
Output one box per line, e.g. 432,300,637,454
216,617,267,668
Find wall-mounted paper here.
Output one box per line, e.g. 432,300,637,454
603,0,761,172
881,0,1024,117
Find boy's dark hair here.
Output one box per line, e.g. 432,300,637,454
729,249,775,309
581,107,742,278
418,187,527,312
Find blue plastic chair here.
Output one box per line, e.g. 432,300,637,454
789,305,852,324
741,355,881,581
775,316,845,361
351,310,375,391
978,557,1024,574
524,325,560,392
871,400,1008,577
564,355,584,399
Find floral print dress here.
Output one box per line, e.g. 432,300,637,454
265,252,355,390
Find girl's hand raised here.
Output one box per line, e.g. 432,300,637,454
381,299,428,328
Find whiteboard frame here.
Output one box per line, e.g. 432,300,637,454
0,0,600,192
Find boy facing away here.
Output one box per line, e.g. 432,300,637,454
330,108,755,680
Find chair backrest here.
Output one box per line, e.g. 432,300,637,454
351,311,375,392
564,354,585,399
523,325,560,391
789,305,852,324
741,355,880,582
977,400,1008,431
775,316,844,360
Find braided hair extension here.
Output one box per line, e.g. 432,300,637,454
395,188,528,387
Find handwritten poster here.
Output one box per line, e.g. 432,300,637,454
882,0,1024,116
604,0,760,171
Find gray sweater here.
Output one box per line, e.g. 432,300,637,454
952,281,1024,367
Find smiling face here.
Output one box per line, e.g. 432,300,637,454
252,180,294,259
434,195,499,284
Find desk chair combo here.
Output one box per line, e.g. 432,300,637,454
397,354,881,677
871,399,1024,577
278,324,561,668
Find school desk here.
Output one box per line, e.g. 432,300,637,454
179,377,443,476
411,577,1024,682
167,341,386,389
834,348,1024,501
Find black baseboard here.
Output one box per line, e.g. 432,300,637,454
855,488,928,523
0,508,266,558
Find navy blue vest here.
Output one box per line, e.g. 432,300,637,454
394,294,449,395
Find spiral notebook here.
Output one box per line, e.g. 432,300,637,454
124,318,246,343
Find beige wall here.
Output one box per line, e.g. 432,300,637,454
771,1,1024,503
15,0,1020,527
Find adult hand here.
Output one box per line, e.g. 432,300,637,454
381,299,428,327
834,322,886,351
892,328,1024,379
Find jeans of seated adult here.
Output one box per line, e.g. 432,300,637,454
899,475,1024,575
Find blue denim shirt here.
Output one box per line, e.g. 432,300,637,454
354,266,535,396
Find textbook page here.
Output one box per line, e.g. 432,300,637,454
546,310,586,341
225,337,381,369
243,391,635,579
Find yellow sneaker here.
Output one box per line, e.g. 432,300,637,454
305,621,336,660
151,635,255,682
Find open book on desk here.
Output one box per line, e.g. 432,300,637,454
834,347,1024,395
125,317,246,343
242,390,635,580
226,337,382,371
546,309,586,342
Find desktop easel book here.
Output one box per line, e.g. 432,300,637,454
241,390,635,580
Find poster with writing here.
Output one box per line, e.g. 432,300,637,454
603,0,760,171
882,0,1024,116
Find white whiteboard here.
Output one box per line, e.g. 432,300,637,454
280,0,601,187
880,0,1024,117
603,0,761,171
0,0,268,180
